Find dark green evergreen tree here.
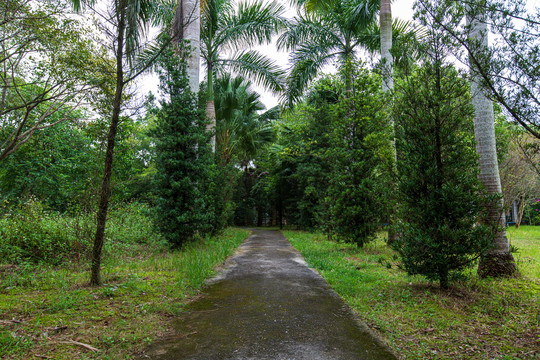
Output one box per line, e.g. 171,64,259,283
392,39,495,288
324,70,393,246
153,42,214,246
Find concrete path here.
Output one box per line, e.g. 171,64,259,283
142,230,397,360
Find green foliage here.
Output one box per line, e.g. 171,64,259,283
0,198,75,265
0,199,160,266
152,42,214,246
212,162,240,231
252,69,392,238
324,70,392,246
0,120,95,212
392,53,494,288
201,0,286,96
0,0,111,161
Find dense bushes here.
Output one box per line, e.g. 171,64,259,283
0,198,161,266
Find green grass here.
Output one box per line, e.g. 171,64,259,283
0,227,250,360
507,225,540,279
285,229,540,360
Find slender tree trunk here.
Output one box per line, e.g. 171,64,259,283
206,63,216,150
380,0,398,244
380,0,393,92
468,11,516,277
90,10,126,286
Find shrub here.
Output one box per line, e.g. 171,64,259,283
0,197,82,265
0,198,162,265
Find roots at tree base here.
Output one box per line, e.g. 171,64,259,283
478,251,517,278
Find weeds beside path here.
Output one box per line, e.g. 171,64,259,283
285,229,540,360
0,228,250,360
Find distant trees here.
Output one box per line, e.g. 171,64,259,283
246,71,393,241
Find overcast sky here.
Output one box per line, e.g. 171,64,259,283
137,0,414,109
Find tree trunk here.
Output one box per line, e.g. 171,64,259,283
174,0,200,94
380,0,398,244
380,0,393,92
206,63,216,150
468,12,516,278
206,99,216,150
90,10,126,286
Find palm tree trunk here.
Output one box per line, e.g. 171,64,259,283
175,0,200,93
380,0,393,92
380,0,397,244
468,12,516,277
91,9,126,286
206,62,216,150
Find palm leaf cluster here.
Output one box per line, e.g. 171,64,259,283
278,0,419,106
214,75,277,165
201,0,287,96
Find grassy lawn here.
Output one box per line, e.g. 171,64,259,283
285,227,539,360
0,228,250,359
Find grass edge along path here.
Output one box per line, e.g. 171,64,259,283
284,229,539,360
0,227,250,360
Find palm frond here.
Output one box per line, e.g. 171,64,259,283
344,0,379,32
124,0,153,63
224,50,286,94
284,43,336,107
70,0,97,12
218,0,287,50
355,18,423,53
148,0,175,27
277,13,341,51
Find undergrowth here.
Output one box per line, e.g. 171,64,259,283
0,226,249,359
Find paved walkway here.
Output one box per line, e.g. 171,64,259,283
142,230,397,360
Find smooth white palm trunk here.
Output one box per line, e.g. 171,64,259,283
182,0,201,93
468,12,515,276
380,0,393,92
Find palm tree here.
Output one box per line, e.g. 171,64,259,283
72,0,155,285
214,74,277,225
467,9,516,277
201,0,286,141
213,74,276,165
278,0,411,106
